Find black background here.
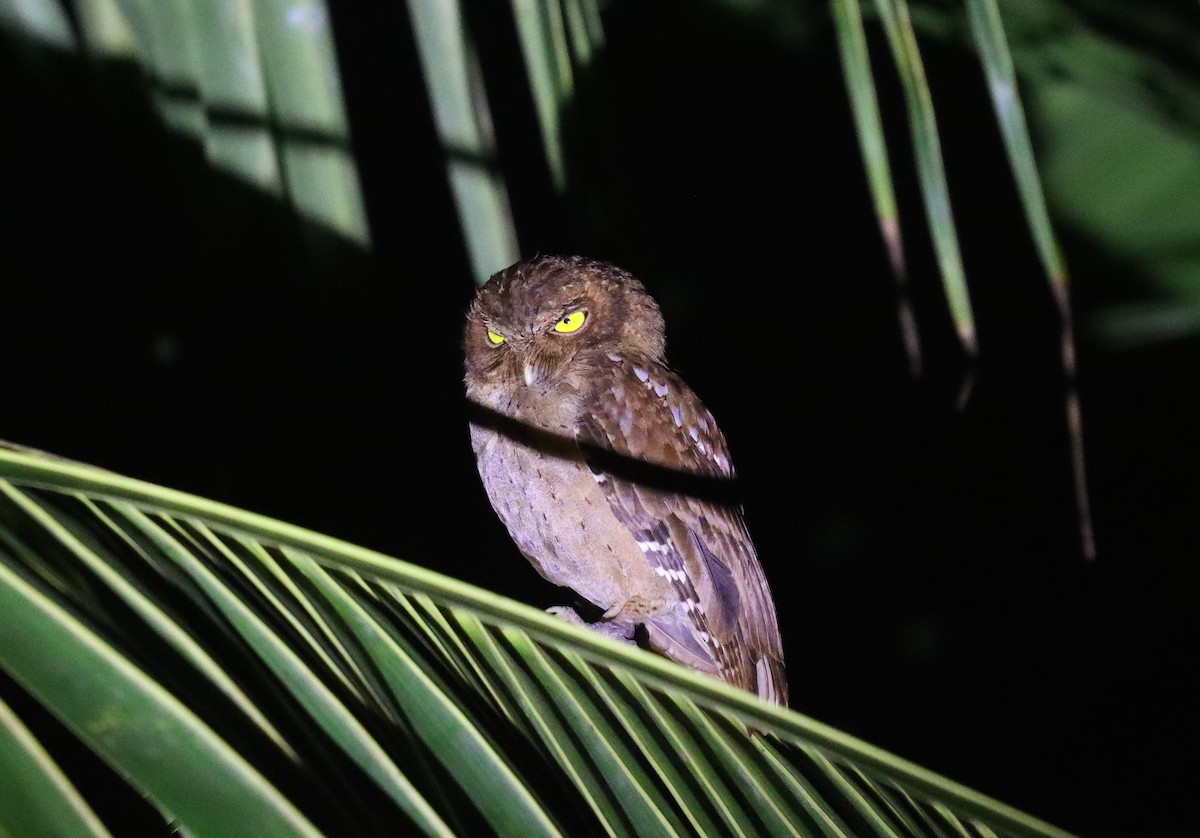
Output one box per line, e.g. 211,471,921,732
2,2,1197,835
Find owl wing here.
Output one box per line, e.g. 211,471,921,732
575,356,787,705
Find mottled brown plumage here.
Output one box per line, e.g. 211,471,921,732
464,255,787,705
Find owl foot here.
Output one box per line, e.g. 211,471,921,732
546,606,636,643
602,594,660,624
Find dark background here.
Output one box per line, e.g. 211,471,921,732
3,2,1197,835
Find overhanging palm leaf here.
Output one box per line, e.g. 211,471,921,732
0,446,1067,836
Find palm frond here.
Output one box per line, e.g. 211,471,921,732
0,447,1069,836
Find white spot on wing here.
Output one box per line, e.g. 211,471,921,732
634,367,650,382
607,352,623,362
671,406,683,427
654,382,669,398
619,409,635,437
637,539,670,555
688,426,700,442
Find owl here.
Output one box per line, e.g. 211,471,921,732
464,255,787,706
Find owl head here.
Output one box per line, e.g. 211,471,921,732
464,255,667,389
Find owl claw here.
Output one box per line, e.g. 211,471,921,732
545,605,588,625
602,594,657,624
547,605,635,642
601,597,629,621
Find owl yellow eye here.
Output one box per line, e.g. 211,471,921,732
554,310,587,334
486,329,506,346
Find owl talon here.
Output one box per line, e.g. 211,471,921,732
601,597,629,622
545,605,588,625
547,605,635,642
603,594,658,624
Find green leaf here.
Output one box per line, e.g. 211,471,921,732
405,0,520,280
964,0,1064,290
0,487,322,838
832,0,922,374
873,0,976,355
509,0,573,190
108,503,454,837
963,0,1095,558
290,554,563,837
0,695,110,838
0,446,1071,836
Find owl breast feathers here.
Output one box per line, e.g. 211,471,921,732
464,255,787,706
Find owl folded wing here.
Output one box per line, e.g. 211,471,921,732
575,360,786,703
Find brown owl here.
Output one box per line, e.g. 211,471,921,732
464,255,787,706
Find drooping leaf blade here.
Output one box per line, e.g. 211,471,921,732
963,0,1094,559
831,0,921,374
873,0,976,356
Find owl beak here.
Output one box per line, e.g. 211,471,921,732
521,345,559,388
522,351,556,387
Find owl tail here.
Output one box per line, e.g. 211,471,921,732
755,655,788,707
643,609,723,678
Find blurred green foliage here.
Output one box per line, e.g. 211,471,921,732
911,0,1200,347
